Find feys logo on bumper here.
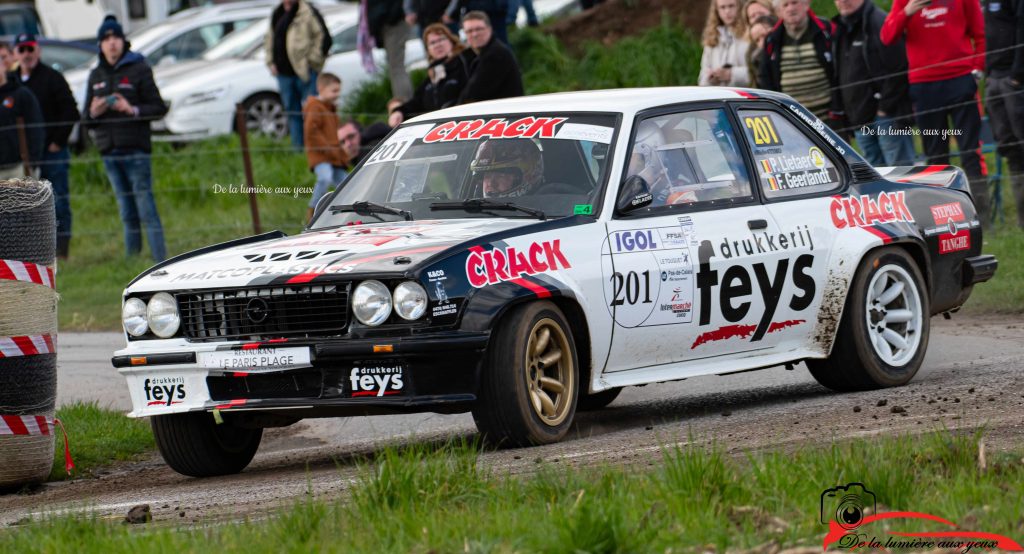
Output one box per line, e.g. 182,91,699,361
466,240,571,288
349,364,405,397
143,377,186,407
830,192,914,229
423,117,567,143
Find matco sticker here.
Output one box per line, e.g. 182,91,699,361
424,117,567,143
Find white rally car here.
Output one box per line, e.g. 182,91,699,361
114,87,996,477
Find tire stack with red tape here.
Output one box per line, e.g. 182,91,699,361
0,179,58,489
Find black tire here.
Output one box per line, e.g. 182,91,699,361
577,387,622,411
807,247,929,392
238,93,286,139
0,355,57,415
151,412,262,477
472,301,579,447
0,181,55,266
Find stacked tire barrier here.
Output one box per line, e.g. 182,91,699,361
0,178,57,489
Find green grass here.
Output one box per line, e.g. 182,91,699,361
3,431,1022,552
48,402,155,481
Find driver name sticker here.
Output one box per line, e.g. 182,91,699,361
363,124,433,166
554,123,615,144
423,117,567,143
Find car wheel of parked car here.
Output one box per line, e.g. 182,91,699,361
807,247,929,392
240,93,287,139
577,387,622,411
151,412,263,477
472,301,578,447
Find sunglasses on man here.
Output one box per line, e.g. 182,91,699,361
17,45,35,53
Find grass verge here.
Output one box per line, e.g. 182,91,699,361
48,402,155,482
5,431,1022,551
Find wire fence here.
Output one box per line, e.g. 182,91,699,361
3,41,1022,244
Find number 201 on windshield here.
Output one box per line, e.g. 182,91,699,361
743,115,782,147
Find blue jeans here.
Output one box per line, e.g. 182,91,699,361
277,72,316,149
103,151,167,262
506,0,538,25
310,162,347,209
40,147,71,252
854,115,917,167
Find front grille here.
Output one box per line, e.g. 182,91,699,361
177,284,350,341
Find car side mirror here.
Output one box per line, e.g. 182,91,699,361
616,175,653,214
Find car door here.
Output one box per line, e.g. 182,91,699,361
602,105,800,374
732,102,848,356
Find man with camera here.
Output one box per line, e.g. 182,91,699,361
881,0,988,225
83,15,169,262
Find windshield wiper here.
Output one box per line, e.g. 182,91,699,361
429,198,546,220
330,201,413,221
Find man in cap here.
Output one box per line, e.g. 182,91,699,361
15,33,80,258
0,58,43,180
83,15,169,262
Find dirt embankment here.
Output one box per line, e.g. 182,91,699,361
546,0,710,52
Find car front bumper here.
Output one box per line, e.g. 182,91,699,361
113,332,489,419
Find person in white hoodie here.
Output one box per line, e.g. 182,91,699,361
698,0,750,86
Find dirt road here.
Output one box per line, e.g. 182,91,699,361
3,316,1023,526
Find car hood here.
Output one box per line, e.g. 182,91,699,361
129,219,535,293
153,59,218,87
159,58,265,98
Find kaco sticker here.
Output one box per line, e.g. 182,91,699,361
424,117,568,143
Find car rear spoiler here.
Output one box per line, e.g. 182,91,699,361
875,165,971,195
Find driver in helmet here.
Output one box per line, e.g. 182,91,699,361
470,139,545,198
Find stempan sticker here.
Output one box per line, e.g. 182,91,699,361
423,117,568,143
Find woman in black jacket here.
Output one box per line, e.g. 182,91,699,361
389,23,474,126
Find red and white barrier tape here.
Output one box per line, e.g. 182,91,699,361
0,415,75,474
0,334,56,358
0,259,55,289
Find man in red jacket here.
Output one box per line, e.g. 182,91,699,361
881,0,989,226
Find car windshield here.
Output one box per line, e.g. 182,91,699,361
202,19,266,60
310,113,616,228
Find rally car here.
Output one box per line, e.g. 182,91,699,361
113,87,997,477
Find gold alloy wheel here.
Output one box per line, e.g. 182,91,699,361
523,318,575,427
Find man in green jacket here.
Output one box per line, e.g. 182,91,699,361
264,0,325,148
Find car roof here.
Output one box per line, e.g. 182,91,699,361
407,87,757,123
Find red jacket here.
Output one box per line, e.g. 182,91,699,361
880,0,986,83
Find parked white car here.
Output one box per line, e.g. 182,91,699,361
151,3,424,142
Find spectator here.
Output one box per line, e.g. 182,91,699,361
0,42,16,73
881,0,987,224
983,0,1024,228
14,33,80,259
368,0,414,101
833,0,916,167
507,0,539,27
758,0,836,120
304,73,349,223
744,0,773,26
404,0,453,35
264,0,325,149
338,120,367,166
699,0,750,86
445,1,510,46
747,14,777,87
0,64,43,180
84,15,169,262
390,23,473,125
458,11,524,104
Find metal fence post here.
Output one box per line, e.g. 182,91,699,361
15,117,31,177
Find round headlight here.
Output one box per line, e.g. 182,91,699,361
393,281,427,321
122,297,149,337
146,292,181,338
352,280,392,326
